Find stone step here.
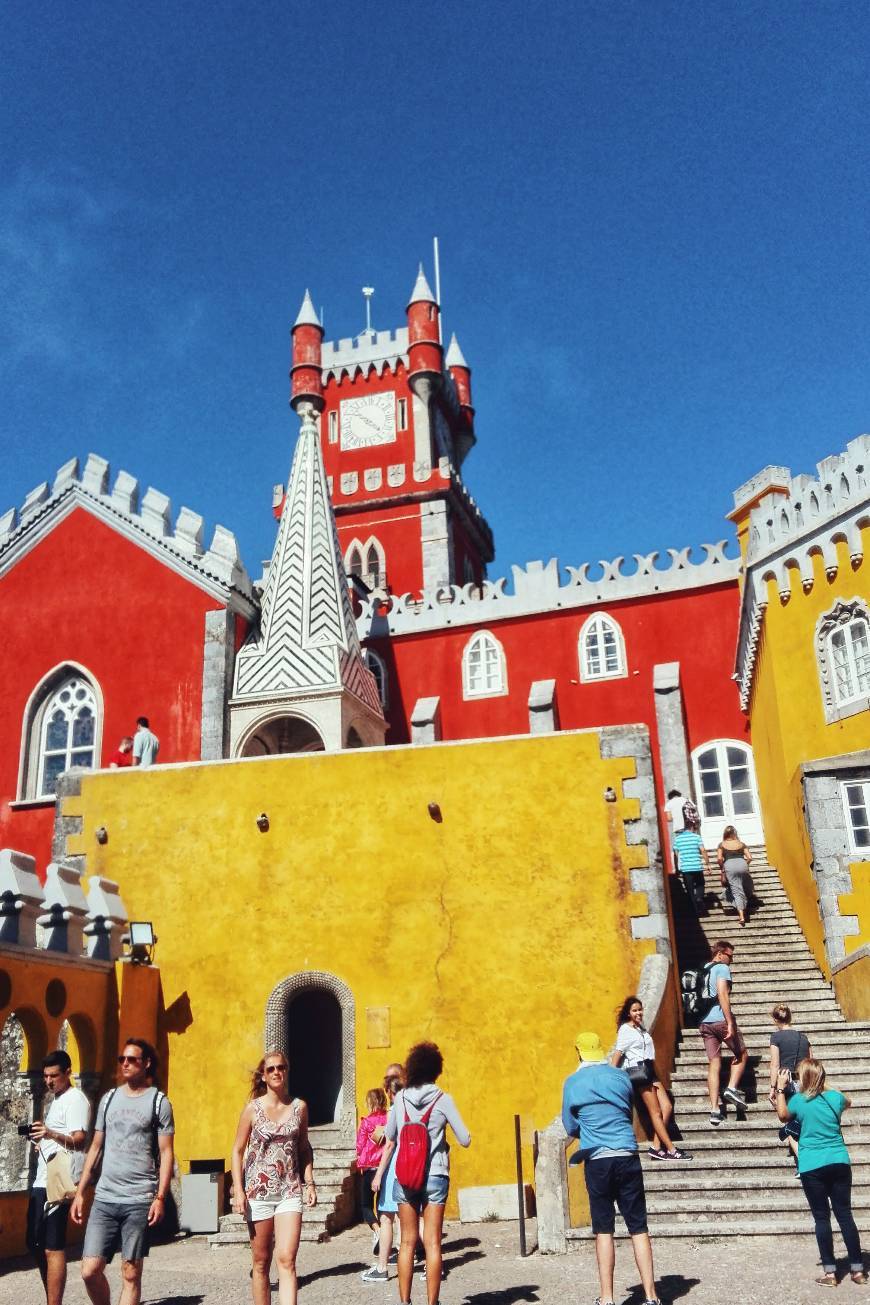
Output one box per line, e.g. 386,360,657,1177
671,1112,870,1133
566,1214,870,1241
637,1188,870,1215
641,1167,870,1191
671,1093,870,1114
671,1068,870,1090
657,1138,870,1161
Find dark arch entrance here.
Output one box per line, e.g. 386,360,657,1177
286,989,342,1125
263,971,356,1143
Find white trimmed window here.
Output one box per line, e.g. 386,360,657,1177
579,613,626,682
841,781,870,854
397,397,408,430
346,544,363,579
365,542,384,590
817,599,870,723
345,537,386,591
328,411,338,444
462,630,507,699
19,666,102,799
365,649,389,709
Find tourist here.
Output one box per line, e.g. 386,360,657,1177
672,822,709,915
562,1031,661,1305
230,1050,316,1305
131,717,160,766
662,788,686,871
107,736,134,768
26,1050,91,1305
776,1058,867,1285
357,1087,388,1282
768,1004,810,1167
610,996,690,1161
716,825,753,927
698,939,749,1124
72,1038,174,1305
361,1062,414,1284
372,1041,470,1305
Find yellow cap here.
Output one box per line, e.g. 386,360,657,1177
575,1031,605,1061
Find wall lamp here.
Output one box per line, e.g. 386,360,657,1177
95,826,109,845
256,812,270,832
603,787,617,803
125,921,156,965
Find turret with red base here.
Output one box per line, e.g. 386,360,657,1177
406,265,443,406
445,332,476,467
290,290,324,413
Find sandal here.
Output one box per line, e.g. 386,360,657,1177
851,1271,868,1285
816,1272,838,1286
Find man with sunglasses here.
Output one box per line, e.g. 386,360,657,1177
72,1038,174,1305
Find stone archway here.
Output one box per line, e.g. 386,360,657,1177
264,971,355,1143
240,715,325,756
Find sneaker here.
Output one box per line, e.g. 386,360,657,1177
360,1267,389,1284
388,1248,398,1263
594,1299,616,1305
723,1086,747,1109
647,1146,668,1160
665,1148,692,1161
709,1110,723,1127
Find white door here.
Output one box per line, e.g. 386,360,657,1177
691,740,765,848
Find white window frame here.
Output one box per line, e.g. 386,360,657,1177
841,780,870,857
364,649,389,709
816,598,870,723
328,410,338,444
462,630,508,700
397,397,408,430
17,663,104,801
578,612,627,683
344,536,386,591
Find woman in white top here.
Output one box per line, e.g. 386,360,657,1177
610,995,691,1161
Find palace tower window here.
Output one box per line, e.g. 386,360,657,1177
462,630,507,699
579,613,626,682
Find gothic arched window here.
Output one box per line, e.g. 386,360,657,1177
462,630,507,699
365,649,389,709
346,545,363,579
579,613,627,682
19,666,102,799
817,599,870,722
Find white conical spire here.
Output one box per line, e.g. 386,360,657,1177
445,333,468,368
407,262,436,307
293,289,322,328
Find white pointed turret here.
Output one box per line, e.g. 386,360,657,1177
229,408,385,754
293,289,322,328
407,263,436,307
445,333,468,368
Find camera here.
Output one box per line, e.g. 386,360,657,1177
17,1123,34,1136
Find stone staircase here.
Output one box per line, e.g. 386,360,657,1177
569,845,870,1242
209,1124,358,1246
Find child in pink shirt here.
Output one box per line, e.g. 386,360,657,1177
357,1088,388,1240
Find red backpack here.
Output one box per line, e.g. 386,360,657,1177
394,1090,442,1190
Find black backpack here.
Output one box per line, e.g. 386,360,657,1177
681,962,715,1020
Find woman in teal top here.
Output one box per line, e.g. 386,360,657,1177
776,1059,866,1285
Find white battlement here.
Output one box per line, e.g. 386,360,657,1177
0,453,253,604
322,328,410,380
0,849,129,962
357,539,740,637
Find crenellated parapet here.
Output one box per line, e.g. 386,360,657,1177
357,539,740,637
321,328,409,382
0,849,129,962
735,435,870,708
0,453,255,613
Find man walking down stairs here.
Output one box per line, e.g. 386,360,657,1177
644,845,870,1239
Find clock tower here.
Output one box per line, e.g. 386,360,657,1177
286,266,494,599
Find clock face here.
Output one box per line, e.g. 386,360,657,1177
339,393,397,451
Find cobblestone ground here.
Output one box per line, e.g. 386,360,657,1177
3,1222,868,1305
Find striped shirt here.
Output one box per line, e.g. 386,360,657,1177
673,828,705,872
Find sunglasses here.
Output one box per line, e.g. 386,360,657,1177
118,1054,143,1065
265,1065,287,1074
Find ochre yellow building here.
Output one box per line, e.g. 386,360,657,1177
49,727,668,1219
732,440,870,1008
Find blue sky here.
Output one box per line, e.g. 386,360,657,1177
2,2,869,581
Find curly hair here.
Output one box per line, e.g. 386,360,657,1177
615,995,643,1031
404,1041,443,1088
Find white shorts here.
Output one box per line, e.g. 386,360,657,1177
248,1195,303,1221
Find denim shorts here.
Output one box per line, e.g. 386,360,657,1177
393,1172,449,1211
247,1194,303,1221
82,1199,151,1263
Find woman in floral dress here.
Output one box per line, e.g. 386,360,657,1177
231,1050,316,1305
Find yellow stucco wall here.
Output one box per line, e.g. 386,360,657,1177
60,729,656,1215
747,540,870,969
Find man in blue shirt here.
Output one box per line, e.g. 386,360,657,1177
673,825,709,915
562,1031,660,1305
698,939,748,1125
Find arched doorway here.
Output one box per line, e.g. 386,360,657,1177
263,971,355,1143
691,739,765,847
240,716,325,756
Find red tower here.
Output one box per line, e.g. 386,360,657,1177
280,266,494,598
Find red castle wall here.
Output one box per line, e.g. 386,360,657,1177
0,508,231,872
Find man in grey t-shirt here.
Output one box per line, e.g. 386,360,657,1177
72,1039,174,1305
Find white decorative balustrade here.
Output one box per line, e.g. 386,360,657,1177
0,849,128,962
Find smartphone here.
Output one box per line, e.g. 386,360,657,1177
17,1123,34,1136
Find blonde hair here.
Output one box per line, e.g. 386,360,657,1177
797,1057,826,1099
771,1004,792,1025
250,1048,288,1099
365,1087,388,1114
